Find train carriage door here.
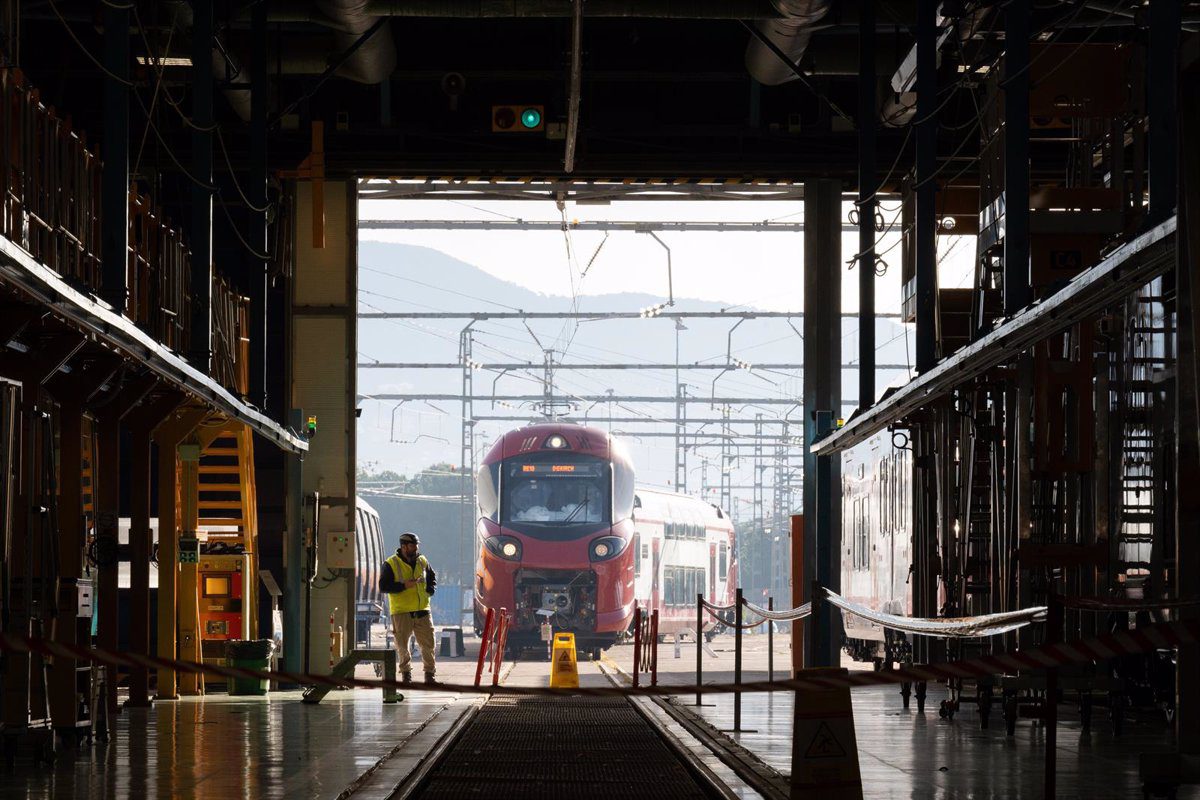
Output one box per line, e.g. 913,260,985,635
651,536,661,611
709,541,716,602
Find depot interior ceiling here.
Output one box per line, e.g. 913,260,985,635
18,0,1160,192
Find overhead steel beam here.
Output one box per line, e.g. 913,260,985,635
469,415,836,424
0,236,308,453
359,361,909,370
358,179,813,202
362,393,820,405
358,310,902,319
812,215,1178,456
359,219,815,232
363,0,784,18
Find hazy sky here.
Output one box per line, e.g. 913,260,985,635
358,197,976,315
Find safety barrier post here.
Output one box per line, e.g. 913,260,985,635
809,580,822,669
492,609,508,687
474,607,495,688
632,601,641,688
734,587,743,732
696,593,703,706
1044,593,1063,798
767,596,774,683
650,609,659,687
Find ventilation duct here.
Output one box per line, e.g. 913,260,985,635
745,0,830,86
316,0,397,84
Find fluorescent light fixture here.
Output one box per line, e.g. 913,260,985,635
136,55,192,67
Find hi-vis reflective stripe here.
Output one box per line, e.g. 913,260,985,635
2,615,1196,699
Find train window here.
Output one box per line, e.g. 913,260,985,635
476,463,501,522
613,461,636,522
719,543,727,579
633,533,641,577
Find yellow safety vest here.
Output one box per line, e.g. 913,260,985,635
386,554,431,615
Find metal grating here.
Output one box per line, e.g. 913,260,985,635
413,696,713,800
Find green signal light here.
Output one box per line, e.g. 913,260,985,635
520,107,542,129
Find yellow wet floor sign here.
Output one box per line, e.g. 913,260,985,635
789,667,863,799
549,632,579,688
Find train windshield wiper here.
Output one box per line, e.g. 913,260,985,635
562,486,590,524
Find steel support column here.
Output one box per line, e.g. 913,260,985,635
802,179,841,668
1177,76,1200,755
100,2,130,311
915,0,937,371
189,2,214,372
249,1,269,407
857,0,876,407
125,393,181,706
153,407,206,699
1148,0,1180,224
1003,0,1031,314
284,408,306,677
95,376,156,714
47,402,85,729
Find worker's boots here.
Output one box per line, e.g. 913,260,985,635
401,672,412,685
425,672,438,685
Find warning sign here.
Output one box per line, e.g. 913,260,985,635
790,667,863,800
804,721,847,759
548,632,578,689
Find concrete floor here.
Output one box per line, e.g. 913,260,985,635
0,631,1194,799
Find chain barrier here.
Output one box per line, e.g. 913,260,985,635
1060,595,1200,612
741,598,812,621
823,589,1047,638
3,598,1198,702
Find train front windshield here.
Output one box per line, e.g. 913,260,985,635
502,455,610,531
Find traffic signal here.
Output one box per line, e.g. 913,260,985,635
492,104,544,133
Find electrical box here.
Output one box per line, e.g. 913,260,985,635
323,531,355,571
198,554,250,642
76,578,94,618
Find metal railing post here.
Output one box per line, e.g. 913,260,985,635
650,609,659,687
632,601,641,688
734,587,743,732
1045,594,1063,798
767,596,774,683
696,593,703,706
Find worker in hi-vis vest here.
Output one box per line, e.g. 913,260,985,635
379,532,438,683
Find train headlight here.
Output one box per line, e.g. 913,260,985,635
544,434,568,449
589,535,627,562
484,535,522,561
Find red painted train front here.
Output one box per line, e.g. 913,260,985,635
473,423,637,654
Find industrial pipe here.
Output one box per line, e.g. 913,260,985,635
745,0,829,86
317,0,397,83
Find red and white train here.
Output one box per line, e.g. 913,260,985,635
473,422,736,656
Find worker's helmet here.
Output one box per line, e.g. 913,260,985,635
399,532,421,546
